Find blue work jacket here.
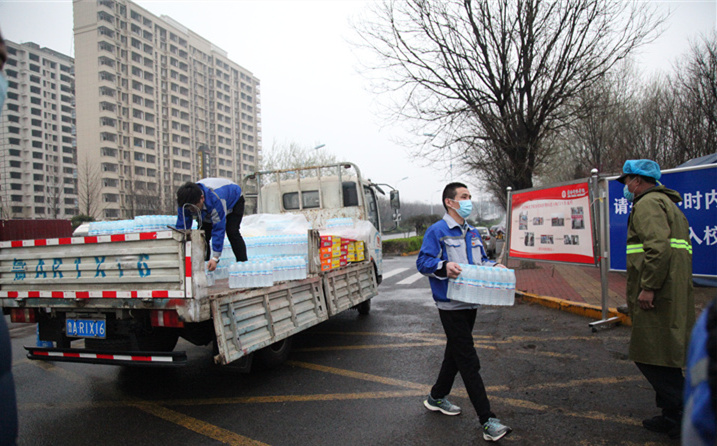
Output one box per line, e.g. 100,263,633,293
417,214,494,308
176,178,242,259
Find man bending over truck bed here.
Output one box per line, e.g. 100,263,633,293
176,178,248,271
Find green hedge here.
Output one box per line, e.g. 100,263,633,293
382,236,423,255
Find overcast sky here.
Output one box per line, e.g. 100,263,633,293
0,0,715,205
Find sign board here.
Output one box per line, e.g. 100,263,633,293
508,180,597,265
608,164,717,277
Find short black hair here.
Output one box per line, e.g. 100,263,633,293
442,182,468,211
177,182,203,208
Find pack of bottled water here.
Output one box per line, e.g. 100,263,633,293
245,234,308,258
226,256,308,289
326,217,353,228
134,215,176,232
447,264,516,306
88,215,188,235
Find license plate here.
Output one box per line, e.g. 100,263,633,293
66,318,106,339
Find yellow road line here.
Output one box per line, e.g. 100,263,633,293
287,360,430,391
128,400,270,446
19,390,428,411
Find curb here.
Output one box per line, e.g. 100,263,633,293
517,291,632,326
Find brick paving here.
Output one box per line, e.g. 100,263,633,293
505,259,627,309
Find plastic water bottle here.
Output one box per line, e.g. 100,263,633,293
506,268,516,305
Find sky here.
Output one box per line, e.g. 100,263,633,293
0,0,715,206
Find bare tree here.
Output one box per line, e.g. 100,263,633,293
669,33,717,164
355,0,664,205
44,173,63,219
76,156,103,219
261,141,338,171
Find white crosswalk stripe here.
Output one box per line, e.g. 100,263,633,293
382,267,409,279
396,272,425,285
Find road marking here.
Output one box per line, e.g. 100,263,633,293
381,267,409,279
288,360,430,391
128,400,270,446
396,272,424,285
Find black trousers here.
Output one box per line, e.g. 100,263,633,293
635,361,684,420
203,195,247,262
431,308,495,424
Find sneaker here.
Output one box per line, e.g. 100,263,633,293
482,417,512,442
423,395,461,416
642,415,678,434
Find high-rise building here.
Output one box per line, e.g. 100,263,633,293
0,41,78,220
73,0,261,219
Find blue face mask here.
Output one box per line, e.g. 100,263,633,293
623,177,637,202
0,74,8,116
452,199,473,218
623,185,634,202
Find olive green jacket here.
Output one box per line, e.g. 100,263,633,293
626,185,695,368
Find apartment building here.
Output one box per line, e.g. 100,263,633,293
73,0,261,219
0,41,78,220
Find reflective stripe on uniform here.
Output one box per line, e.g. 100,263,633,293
626,238,692,255
626,244,644,254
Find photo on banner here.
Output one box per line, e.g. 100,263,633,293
507,180,597,265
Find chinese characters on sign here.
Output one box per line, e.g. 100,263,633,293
609,165,717,277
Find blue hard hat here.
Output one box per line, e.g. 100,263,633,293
617,159,662,184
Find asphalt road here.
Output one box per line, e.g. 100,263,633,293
8,255,678,446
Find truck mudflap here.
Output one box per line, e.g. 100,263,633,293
211,276,328,365
25,346,187,367
323,262,378,316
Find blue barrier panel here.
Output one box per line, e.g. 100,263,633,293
608,164,717,277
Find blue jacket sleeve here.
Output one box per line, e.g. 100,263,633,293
205,193,227,258
416,226,444,277
176,206,193,230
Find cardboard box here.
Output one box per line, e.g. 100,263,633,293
320,235,341,247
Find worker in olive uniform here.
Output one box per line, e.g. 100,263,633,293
618,159,695,440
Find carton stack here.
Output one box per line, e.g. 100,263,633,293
347,240,365,263
319,236,348,271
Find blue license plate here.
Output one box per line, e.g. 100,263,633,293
66,318,106,339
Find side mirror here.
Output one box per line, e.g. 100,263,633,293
390,190,400,210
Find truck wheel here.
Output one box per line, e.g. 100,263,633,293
356,299,371,315
255,337,293,369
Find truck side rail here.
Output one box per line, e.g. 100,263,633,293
0,230,193,300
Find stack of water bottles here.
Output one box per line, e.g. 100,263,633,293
326,217,353,229
88,215,188,235
218,233,309,289
447,264,516,306
227,257,307,288
245,235,309,258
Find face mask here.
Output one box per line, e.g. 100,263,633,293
451,199,472,218
623,178,636,202
0,74,8,117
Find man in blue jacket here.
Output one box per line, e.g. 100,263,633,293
176,178,247,271
416,182,511,442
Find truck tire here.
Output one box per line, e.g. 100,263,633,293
356,299,371,315
255,337,293,369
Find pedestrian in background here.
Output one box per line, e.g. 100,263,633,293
618,159,695,440
175,178,247,271
0,29,19,446
416,182,512,442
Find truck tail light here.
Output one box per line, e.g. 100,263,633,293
11,308,37,323
150,310,184,328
